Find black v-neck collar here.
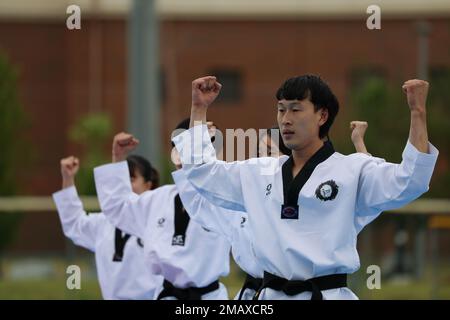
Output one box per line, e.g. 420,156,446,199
172,194,190,246
113,228,131,262
281,141,335,205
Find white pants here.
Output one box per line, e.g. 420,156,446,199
233,288,257,300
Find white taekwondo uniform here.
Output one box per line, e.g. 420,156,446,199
173,152,383,300
173,124,439,300
172,170,263,300
94,162,231,300
52,186,163,299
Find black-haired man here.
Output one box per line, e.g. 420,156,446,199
173,75,438,300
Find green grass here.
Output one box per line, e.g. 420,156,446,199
221,261,247,299
0,257,102,299
351,263,450,300
358,281,450,300
1,258,449,299
0,279,102,299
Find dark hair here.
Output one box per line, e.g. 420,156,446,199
175,118,190,131
275,74,339,139
126,155,159,189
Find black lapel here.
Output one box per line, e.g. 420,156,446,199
281,141,335,206
113,228,131,262
172,194,190,246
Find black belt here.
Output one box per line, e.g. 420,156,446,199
253,271,347,300
157,279,219,300
237,273,263,300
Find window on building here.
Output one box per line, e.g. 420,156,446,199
207,69,243,104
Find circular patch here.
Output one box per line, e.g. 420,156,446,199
315,180,339,201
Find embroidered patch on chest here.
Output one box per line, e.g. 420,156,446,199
265,184,272,196
240,216,247,228
315,180,339,201
157,217,165,227
172,235,185,246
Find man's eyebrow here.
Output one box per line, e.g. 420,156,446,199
277,101,302,107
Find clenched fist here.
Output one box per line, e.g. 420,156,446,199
112,132,139,162
350,121,368,144
192,76,222,110
60,156,79,188
402,79,429,113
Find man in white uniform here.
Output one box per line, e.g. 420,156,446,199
93,120,231,300
53,155,163,299
172,75,439,300
183,121,379,300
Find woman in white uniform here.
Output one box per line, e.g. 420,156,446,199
53,154,163,299
93,120,231,300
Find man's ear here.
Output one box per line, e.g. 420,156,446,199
146,181,153,191
319,108,329,126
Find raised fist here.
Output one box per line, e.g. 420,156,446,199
60,156,79,182
192,76,222,109
350,121,368,144
112,132,139,162
402,79,429,113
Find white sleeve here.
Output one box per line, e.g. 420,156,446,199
356,140,439,217
94,161,155,238
172,170,238,242
52,186,105,252
172,124,247,212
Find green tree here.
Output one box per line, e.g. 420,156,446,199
0,52,27,277
349,71,449,197
68,113,112,195
350,75,409,163
426,68,450,197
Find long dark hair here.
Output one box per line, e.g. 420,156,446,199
126,155,159,189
